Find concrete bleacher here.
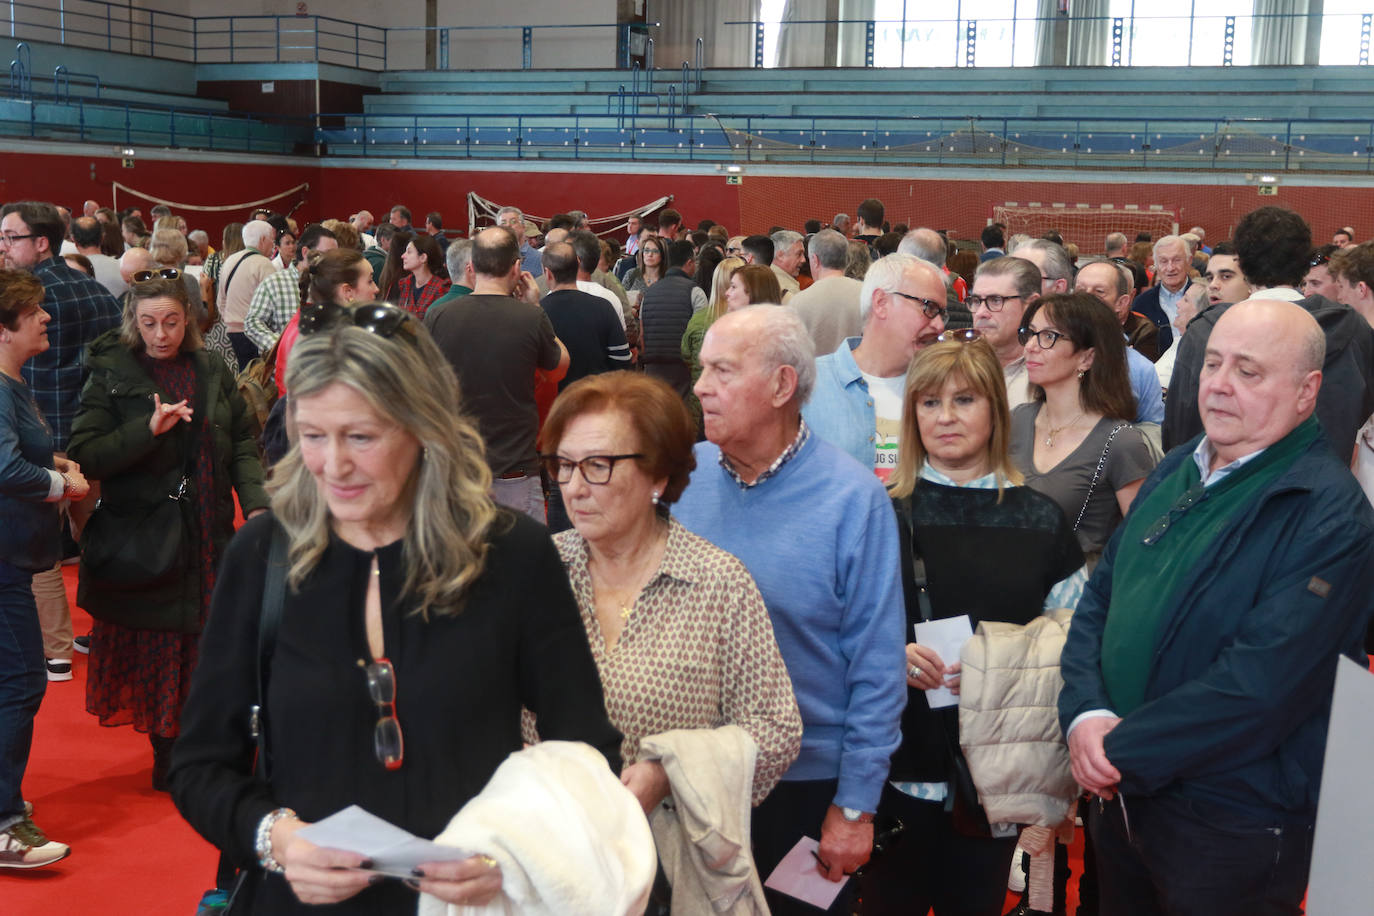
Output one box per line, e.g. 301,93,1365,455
321,64,1374,168
7,36,1374,170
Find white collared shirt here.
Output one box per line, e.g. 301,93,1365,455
1190,437,1268,487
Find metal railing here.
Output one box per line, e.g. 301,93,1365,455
303,110,1374,174
53,64,98,102
9,40,30,98
8,2,1369,73
724,11,1374,68
0,81,310,153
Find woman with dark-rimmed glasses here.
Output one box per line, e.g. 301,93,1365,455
1008,292,1157,567
169,302,621,913
533,369,800,912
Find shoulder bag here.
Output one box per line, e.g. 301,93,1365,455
221,523,289,914
896,495,993,838
79,375,208,594
1072,423,1130,532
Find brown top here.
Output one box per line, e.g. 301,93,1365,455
1125,311,1161,362
553,517,802,805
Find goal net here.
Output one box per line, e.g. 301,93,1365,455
992,205,1179,256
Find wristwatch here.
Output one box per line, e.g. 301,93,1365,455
840,807,874,823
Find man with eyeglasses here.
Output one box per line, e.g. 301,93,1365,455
0,201,120,681
1060,298,1374,916
969,255,1042,410
803,254,946,475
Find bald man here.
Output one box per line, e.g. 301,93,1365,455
803,253,947,474
1060,299,1374,916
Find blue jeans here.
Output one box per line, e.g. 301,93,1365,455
0,560,45,831
1089,792,1312,916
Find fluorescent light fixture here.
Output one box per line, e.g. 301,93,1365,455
1259,175,1278,183
726,165,743,173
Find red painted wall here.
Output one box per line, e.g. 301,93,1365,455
2,148,1367,249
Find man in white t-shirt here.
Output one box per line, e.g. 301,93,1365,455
802,254,947,478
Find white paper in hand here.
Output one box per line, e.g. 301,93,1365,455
295,805,472,877
762,836,849,910
914,615,974,709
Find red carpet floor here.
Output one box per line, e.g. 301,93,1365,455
3,566,219,914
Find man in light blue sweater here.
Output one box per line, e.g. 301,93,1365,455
675,305,907,915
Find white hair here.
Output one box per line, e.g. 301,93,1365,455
1153,234,1188,259
242,219,274,248
497,206,523,222
771,229,803,250
726,304,816,405
859,252,923,323
897,227,947,266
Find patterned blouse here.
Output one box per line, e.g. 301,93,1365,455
553,517,802,805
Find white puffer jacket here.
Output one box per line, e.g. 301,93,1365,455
958,608,1079,828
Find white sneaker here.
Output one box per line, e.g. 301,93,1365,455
0,818,70,869
45,658,73,682
1008,844,1027,892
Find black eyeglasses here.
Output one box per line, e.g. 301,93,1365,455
365,657,404,771
1018,326,1073,350
965,293,1023,312
540,453,643,485
0,233,36,246
935,328,984,344
1141,482,1209,546
299,302,418,340
132,268,181,283
891,290,947,321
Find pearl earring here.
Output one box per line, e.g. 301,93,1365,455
651,491,661,505
1077,369,1086,380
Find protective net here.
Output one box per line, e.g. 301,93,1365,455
993,205,1178,254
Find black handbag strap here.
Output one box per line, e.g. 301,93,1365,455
251,523,288,782
897,495,935,623
219,248,263,304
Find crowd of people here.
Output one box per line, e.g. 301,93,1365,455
1,191,1372,916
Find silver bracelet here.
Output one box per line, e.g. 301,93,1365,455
255,807,297,874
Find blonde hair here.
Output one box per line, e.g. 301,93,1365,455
708,256,744,321
148,228,188,267
272,316,498,617
887,339,1022,499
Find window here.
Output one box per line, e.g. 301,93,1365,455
1321,0,1372,64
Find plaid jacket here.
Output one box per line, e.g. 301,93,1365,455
23,257,121,451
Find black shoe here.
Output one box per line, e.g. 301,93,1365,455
1003,904,1053,916
73,634,90,655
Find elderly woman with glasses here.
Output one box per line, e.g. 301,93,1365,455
859,335,1085,916
169,302,622,913
66,276,269,792
532,370,801,911
1008,292,1157,567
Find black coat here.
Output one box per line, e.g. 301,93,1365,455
67,330,269,632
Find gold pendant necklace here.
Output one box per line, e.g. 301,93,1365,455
1043,412,1084,447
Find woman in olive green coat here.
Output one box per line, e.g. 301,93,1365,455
67,275,268,789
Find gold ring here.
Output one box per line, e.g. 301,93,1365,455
478,855,498,870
